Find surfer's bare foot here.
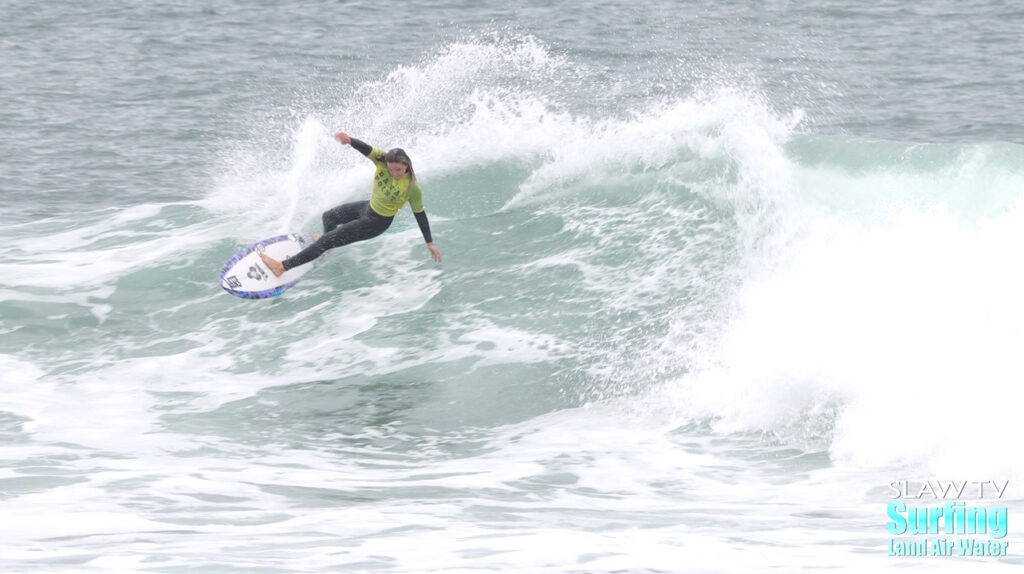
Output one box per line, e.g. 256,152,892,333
260,253,285,277
312,234,320,242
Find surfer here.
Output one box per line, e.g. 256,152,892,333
260,132,442,277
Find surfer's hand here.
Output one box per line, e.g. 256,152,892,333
334,132,352,145
427,243,442,263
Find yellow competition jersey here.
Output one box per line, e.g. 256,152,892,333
367,147,424,217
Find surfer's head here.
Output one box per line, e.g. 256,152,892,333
385,148,415,182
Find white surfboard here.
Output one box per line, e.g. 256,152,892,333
219,233,323,299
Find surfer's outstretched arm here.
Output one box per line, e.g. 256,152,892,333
335,131,373,157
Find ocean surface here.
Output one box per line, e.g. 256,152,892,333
2,1,1024,572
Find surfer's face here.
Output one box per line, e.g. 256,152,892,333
387,162,407,179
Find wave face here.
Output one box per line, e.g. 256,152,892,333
3,16,1024,574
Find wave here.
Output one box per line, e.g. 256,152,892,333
654,134,1024,477
5,34,1024,478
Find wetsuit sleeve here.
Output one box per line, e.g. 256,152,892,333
414,210,434,244
349,138,373,157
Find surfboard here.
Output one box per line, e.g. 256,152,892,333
219,233,323,299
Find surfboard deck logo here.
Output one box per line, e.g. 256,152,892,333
219,233,322,299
